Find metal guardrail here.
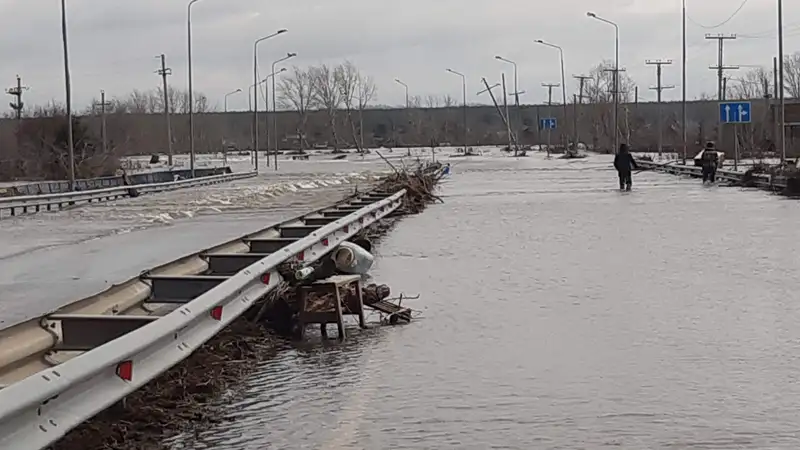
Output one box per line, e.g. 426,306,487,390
0,167,232,197
637,160,788,189
0,171,257,218
0,188,405,450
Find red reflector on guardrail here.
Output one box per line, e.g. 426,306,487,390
342,225,349,233
211,306,223,321
261,272,271,284
297,250,305,261
322,238,329,246
116,360,133,381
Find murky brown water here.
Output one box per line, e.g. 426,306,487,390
160,153,800,449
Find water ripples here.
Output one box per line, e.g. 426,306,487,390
158,152,800,448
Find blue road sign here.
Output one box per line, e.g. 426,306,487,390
719,101,751,124
540,118,557,130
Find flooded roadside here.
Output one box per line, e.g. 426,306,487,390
170,153,800,449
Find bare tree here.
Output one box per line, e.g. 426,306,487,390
126,89,151,113
336,61,361,151
407,95,424,146
726,67,774,155
582,60,637,151
356,73,377,149
277,66,316,150
442,95,455,108
728,67,772,100
310,64,343,150
441,94,456,144
784,52,800,98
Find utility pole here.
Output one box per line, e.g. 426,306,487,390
93,90,112,154
156,54,174,166
774,57,780,157
480,78,517,153
573,75,591,150
705,34,738,101
543,83,559,106
572,75,591,151
574,75,591,104
603,67,627,151
543,83,560,155
646,59,675,157
6,75,28,122
573,93,580,149
61,0,76,191
502,74,514,155
706,34,737,148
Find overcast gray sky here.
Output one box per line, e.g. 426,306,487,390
0,0,797,111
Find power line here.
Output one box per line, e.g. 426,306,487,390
739,24,800,39
687,0,750,29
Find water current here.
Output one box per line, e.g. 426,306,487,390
169,152,800,449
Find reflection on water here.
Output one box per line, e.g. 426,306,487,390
172,153,800,449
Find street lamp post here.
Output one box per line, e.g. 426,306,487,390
778,0,786,164
187,0,205,179
495,56,520,151
60,0,75,190
272,52,296,171
495,56,519,107
446,69,468,152
535,40,571,150
223,89,241,167
224,89,241,113
249,69,285,167
252,29,287,173
682,0,687,164
249,69,286,111
252,67,286,112
587,11,620,153
394,78,409,108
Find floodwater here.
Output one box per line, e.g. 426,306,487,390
173,152,800,449
0,153,408,328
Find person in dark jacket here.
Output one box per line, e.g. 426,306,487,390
613,143,638,191
700,142,719,184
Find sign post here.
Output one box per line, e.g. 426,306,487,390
718,101,750,170
540,117,557,157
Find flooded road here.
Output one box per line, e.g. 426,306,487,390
0,154,403,328
179,153,800,449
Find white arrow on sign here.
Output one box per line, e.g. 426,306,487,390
739,104,748,120
724,105,731,122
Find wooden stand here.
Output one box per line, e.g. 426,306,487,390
296,274,366,340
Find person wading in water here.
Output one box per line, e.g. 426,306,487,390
700,141,720,184
613,143,638,191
